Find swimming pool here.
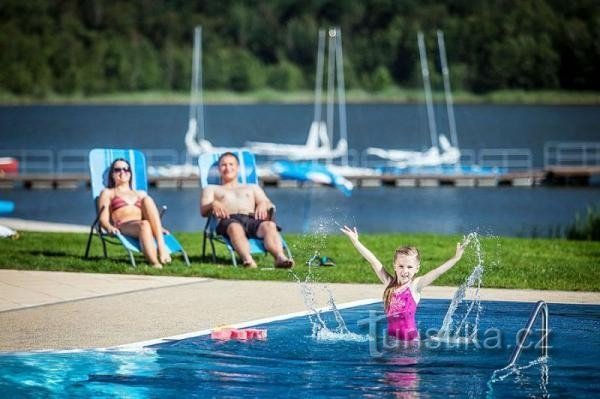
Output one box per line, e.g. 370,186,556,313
1,300,598,398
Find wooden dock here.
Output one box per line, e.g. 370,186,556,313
0,169,575,190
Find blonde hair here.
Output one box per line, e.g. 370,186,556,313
383,246,420,312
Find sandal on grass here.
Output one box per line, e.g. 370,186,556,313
319,256,336,267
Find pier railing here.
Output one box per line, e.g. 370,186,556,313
359,147,530,171
478,148,533,171
544,141,600,168
4,149,183,174
2,147,537,174
16,143,600,172
10,143,600,174
0,149,55,174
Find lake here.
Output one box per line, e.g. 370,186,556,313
1,186,599,237
0,103,598,236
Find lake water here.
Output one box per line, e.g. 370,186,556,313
1,103,599,167
2,186,599,237
0,104,599,236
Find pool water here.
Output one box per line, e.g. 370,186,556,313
1,300,598,398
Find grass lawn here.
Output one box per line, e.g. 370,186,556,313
0,231,598,292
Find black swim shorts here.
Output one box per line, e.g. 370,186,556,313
216,214,280,238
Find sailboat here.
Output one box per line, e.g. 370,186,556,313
366,31,460,169
246,28,348,162
184,26,240,159
150,26,239,177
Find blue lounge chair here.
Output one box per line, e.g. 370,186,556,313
84,148,190,267
198,150,292,266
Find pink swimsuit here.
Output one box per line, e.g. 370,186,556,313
386,285,419,341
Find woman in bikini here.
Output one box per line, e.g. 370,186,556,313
98,158,172,268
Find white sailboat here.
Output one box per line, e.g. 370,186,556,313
184,26,240,158
246,28,348,163
366,31,460,168
150,26,238,177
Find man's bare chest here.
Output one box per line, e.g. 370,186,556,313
215,187,254,203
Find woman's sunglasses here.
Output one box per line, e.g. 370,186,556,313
112,167,131,173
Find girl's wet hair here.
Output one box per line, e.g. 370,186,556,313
383,246,421,311
394,246,420,265
108,158,132,189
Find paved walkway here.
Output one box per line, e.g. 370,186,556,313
0,217,89,233
0,270,598,352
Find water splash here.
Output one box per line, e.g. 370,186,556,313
433,232,484,343
291,269,369,343
291,220,368,343
486,356,549,398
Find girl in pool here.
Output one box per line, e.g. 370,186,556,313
340,226,469,340
98,158,171,269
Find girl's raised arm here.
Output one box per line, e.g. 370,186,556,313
340,226,393,285
416,238,470,290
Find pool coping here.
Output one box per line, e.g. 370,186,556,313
0,270,598,352
112,298,382,351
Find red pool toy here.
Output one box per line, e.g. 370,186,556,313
211,327,267,341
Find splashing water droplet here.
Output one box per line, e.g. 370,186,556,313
434,232,484,343
290,221,369,342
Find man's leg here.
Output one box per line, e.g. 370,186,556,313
227,223,257,267
257,221,293,268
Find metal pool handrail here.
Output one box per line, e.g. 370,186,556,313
506,300,549,368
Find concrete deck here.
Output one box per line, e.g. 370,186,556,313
0,217,89,233
1,269,598,352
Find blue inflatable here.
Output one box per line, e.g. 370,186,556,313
0,200,14,215
271,161,353,197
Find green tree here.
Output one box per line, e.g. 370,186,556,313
0,0,598,96
48,32,85,94
128,35,162,90
227,49,266,92
370,65,394,92
267,60,305,90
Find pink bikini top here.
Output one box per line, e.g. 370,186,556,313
386,283,420,341
109,193,144,212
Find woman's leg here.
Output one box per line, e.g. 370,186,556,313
119,220,161,268
141,196,171,264
227,223,256,267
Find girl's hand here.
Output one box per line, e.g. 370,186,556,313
340,225,359,243
107,225,120,235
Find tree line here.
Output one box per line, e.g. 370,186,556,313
0,0,598,97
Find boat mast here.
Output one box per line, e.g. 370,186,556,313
437,30,458,148
335,27,348,166
417,32,438,149
326,27,336,160
313,29,325,131
187,26,205,145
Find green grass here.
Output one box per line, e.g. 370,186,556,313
1,231,598,291
1,88,599,105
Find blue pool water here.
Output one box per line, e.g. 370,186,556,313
1,300,598,398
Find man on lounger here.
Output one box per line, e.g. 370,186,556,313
200,152,294,268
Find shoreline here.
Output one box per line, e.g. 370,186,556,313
2,89,600,106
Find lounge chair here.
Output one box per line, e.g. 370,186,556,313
198,150,292,266
84,148,190,267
